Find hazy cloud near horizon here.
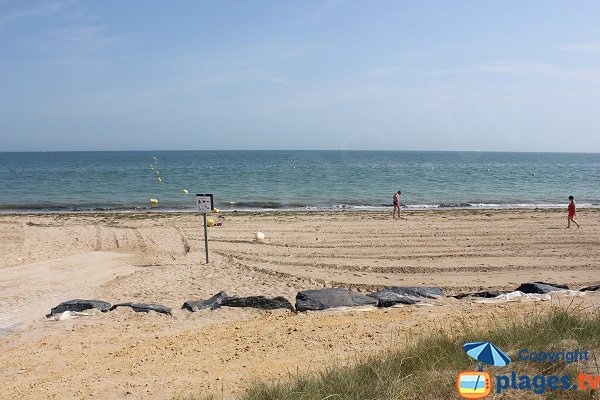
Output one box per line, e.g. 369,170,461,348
1,0,599,152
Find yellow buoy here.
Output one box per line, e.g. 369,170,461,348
207,219,215,227
150,198,158,205
211,208,219,213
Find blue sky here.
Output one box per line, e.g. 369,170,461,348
1,0,599,152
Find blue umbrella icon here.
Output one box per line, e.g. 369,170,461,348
464,341,511,368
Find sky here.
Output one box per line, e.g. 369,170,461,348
1,0,600,152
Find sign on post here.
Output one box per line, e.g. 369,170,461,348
196,194,213,264
196,194,213,214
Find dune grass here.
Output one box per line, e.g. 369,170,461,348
182,303,600,400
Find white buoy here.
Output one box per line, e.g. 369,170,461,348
182,189,189,194
255,231,265,241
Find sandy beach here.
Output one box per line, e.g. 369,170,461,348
1,209,599,399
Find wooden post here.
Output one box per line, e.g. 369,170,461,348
196,194,213,265
203,213,209,264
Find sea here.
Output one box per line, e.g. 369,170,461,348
0,151,598,213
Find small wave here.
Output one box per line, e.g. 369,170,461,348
0,203,192,214
220,201,287,209
438,202,473,208
0,203,55,210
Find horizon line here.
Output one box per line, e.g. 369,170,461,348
1,149,600,155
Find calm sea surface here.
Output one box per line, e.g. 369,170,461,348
0,151,598,212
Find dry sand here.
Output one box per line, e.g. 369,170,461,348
0,209,599,399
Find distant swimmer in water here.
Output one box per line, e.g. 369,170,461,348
393,191,401,219
567,195,580,228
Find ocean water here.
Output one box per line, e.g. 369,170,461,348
0,151,598,212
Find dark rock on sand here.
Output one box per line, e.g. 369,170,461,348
295,288,378,312
452,291,510,300
50,299,111,315
368,287,444,307
516,282,569,294
221,295,294,311
182,291,228,311
110,303,172,315
581,285,600,292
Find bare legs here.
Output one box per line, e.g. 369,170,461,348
567,216,580,228
393,205,400,219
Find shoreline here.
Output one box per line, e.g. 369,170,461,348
1,204,600,216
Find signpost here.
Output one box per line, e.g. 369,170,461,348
196,194,213,264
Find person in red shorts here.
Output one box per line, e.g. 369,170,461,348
567,195,580,228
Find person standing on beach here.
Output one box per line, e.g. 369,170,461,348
393,191,401,219
567,195,580,228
